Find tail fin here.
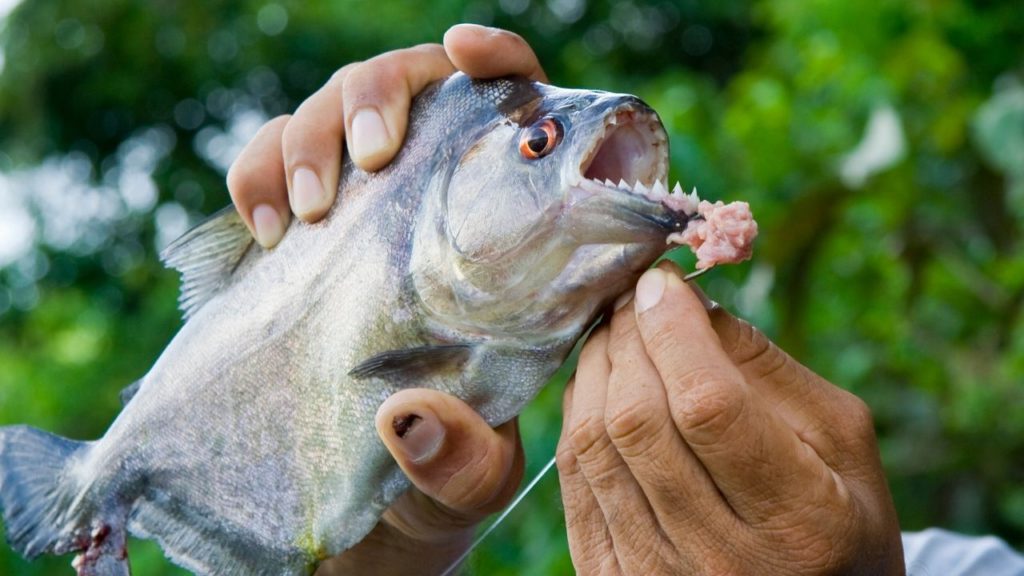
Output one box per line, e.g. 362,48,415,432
0,425,85,558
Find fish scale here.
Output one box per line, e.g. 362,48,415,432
0,73,743,575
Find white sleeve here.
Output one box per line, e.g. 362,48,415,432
903,528,1024,576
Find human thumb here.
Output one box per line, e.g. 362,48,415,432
374,389,524,538
657,262,799,385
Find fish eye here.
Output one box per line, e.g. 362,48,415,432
519,117,563,160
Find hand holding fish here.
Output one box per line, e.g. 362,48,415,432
228,24,546,248
559,261,905,574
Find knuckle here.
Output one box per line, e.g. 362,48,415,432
344,56,406,107
568,413,611,463
554,440,578,477
406,42,445,58
604,396,661,456
568,417,628,492
372,51,411,80
837,390,876,438
670,372,746,444
749,343,791,382
724,319,765,359
728,321,786,377
437,441,504,510
327,62,359,86
226,115,289,198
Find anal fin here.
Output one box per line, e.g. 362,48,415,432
128,496,311,576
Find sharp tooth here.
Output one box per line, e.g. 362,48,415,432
689,187,700,203
672,182,684,197
635,182,650,196
604,178,614,187
652,181,667,197
618,179,630,191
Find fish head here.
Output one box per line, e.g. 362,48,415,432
413,74,691,343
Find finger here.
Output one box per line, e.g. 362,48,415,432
226,115,292,248
281,63,357,222
674,260,876,474
604,296,738,553
569,326,668,572
698,284,876,473
556,379,619,575
443,24,547,81
342,44,455,171
633,267,849,526
374,388,524,541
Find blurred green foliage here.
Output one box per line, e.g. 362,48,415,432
0,0,1022,574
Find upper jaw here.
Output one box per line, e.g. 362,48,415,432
578,103,669,188
565,101,699,236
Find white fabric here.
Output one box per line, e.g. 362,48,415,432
903,528,1024,576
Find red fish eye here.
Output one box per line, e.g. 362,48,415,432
519,118,562,160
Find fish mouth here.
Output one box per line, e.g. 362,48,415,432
580,104,668,189
568,101,698,235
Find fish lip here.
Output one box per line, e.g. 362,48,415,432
568,101,691,230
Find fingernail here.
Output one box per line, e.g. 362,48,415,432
391,411,445,464
290,167,325,219
689,284,721,312
252,204,285,248
350,108,391,167
613,289,634,311
635,269,666,314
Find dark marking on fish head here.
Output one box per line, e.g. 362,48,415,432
491,78,542,125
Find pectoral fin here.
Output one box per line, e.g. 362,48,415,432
349,345,474,380
160,206,255,320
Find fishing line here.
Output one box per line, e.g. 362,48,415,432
438,455,558,576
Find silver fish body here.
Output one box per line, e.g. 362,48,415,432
0,73,691,575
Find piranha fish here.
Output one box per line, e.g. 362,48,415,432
0,73,755,575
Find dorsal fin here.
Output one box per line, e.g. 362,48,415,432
160,206,255,320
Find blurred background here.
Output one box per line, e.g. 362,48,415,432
0,0,1022,573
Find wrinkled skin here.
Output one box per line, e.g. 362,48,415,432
231,24,905,575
